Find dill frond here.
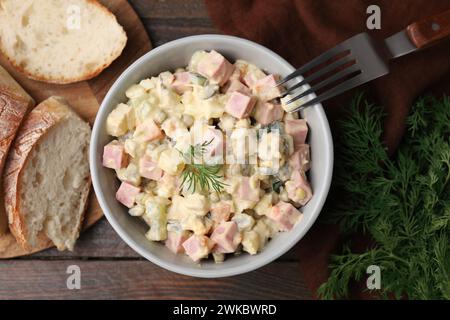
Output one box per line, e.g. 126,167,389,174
178,139,227,193
319,93,450,300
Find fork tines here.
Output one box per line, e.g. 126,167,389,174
277,34,373,112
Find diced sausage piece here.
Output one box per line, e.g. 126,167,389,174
133,118,163,142
197,50,235,85
225,92,257,119
165,231,190,254
254,101,284,125
139,156,163,180
116,182,140,208
210,201,233,225
203,127,224,157
288,144,310,172
285,170,313,206
210,221,242,253
103,140,129,169
267,201,302,231
182,235,213,261
170,72,192,94
285,119,308,150
243,74,256,88
237,176,260,202
223,79,251,95
253,74,283,101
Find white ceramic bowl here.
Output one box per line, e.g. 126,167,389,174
90,35,333,278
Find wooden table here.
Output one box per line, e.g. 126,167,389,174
0,0,311,300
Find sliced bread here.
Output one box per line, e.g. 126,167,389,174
3,96,91,251
0,0,127,84
0,65,35,235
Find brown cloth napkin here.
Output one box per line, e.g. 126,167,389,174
205,0,450,298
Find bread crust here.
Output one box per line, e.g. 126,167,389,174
0,65,35,235
0,0,127,84
3,96,78,250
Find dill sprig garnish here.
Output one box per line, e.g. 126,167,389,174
178,139,227,193
317,93,450,300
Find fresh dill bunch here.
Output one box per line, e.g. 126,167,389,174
318,93,450,300
178,139,227,193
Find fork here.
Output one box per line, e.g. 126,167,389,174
278,9,450,112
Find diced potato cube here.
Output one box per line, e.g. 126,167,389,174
106,103,135,137
158,148,185,175
167,195,185,221
116,162,141,186
188,50,209,72
254,193,274,216
124,138,145,158
183,194,210,216
252,74,283,101
234,199,257,213
129,204,145,217
161,117,188,139
134,100,153,125
232,213,255,232
126,84,147,99
242,230,260,255
218,114,236,131
156,174,178,198
252,219,271,247
212,252,225,263
181,215,212,235
241,63,267,88
139,78,156,90
159,71,175,87
159,88,181,108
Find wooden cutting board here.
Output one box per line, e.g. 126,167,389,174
0,0,152,258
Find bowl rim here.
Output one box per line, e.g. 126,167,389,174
90,34,334,278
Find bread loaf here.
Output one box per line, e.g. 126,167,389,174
0,65,35,235
3,96,91,250
0,0,127,84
